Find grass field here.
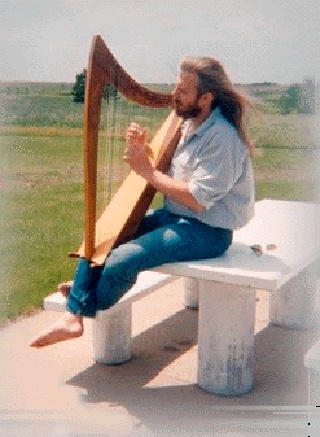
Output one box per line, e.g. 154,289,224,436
0,88,318,322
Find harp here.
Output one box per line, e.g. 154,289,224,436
70,35,181,265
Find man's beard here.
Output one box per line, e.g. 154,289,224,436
174,100,201,119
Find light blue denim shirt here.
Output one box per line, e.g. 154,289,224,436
164,107,255,230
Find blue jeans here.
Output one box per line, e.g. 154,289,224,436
67,208,233,317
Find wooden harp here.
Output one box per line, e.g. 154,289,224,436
71,35,181,265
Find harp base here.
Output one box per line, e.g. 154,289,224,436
68,252,80,259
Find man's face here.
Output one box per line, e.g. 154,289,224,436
173,73,201,119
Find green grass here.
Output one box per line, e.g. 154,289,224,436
0,92,171,130
0,134,84,320
249,113,317,150
0,92,318,323
1,94,84,127
255,180,317,201
0,187,83,317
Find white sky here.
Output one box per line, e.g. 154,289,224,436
0,0,319,84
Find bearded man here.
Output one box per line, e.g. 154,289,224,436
30,56,255,348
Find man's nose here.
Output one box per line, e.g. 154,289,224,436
172,89,180,102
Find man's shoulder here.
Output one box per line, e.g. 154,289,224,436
204,111,248,156
206,110,238,140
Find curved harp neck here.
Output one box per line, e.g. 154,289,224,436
86,35,173,108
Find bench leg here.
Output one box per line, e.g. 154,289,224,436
92,302,132,365
197,281,256,396
183,277,199,309
270,263,317,330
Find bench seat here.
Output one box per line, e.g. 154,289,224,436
44,271,174,314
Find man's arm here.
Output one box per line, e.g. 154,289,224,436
125,123,205,212
143,169,205,212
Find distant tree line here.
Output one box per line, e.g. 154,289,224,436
276,78,316,114
236,82,278,87
2,83,72,96
72,69,118,103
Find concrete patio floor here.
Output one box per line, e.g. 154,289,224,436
1,278,319,436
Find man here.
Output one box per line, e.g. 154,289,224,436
30,56,254,347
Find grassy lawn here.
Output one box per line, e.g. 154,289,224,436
0,92,318,322
0,134,84,320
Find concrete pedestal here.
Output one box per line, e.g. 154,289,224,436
270,264,317,330
197,281,256,396
183,277,199,309
92,302,132,364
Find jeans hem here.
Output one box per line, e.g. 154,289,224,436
66,302,96,318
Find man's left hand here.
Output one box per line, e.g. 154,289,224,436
125,123,154,178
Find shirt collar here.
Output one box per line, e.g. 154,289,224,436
183,107,221,140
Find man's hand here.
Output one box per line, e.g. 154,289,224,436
125,123,153,178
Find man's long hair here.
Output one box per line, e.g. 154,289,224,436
179,57,255,155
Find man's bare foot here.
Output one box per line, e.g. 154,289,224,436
58,280,74,298
29,312,84,348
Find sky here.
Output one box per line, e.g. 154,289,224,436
0,0,319,85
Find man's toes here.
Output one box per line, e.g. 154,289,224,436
58,281,74,297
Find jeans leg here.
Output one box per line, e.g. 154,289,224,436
66,209,169,317
95,215,232,312
67,258,103,317
133,208,173,238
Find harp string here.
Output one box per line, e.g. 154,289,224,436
103,67,130,208
101,74,173,217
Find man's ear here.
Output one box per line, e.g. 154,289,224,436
199,91,215,108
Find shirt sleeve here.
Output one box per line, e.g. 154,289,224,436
188,128,247,209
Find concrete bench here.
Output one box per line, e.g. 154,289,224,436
44,199,320,396
305,340,320,373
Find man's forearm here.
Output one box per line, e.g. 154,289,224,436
145,169,205,212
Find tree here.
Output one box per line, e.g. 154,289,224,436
276,79,316,115
72,69,118,104
72,69,86,103
278,85,301,114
